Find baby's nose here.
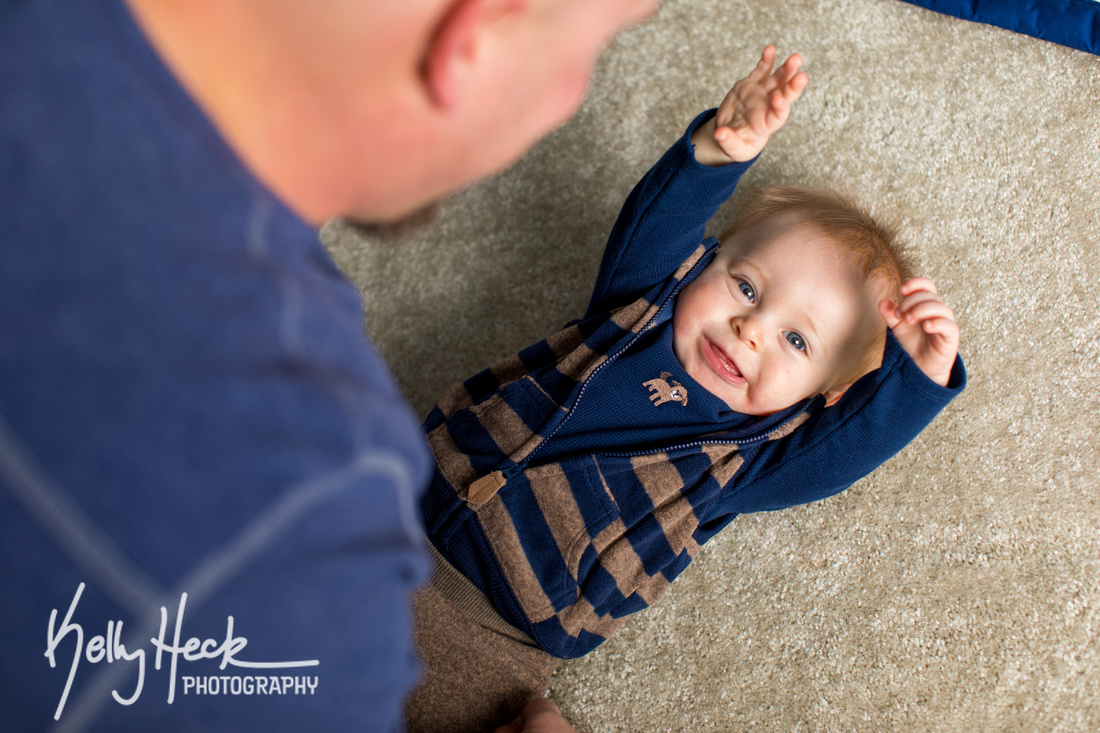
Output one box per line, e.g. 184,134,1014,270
735,316,762,350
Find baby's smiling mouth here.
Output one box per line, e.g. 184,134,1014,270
702,338,747,385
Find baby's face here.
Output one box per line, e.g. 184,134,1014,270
673,220,882,416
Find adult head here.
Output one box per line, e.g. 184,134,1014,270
2,2,656,731
124,0,659,225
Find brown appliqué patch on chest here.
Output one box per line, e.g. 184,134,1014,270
643,371,689,407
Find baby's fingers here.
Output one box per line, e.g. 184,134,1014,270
920,316,961,360
898,295,955,327
747,45,778,83
764,71,807,130
778,67,808,103
900,297,959,350
919,313,960,338
899,276,939,297
768,53,805,92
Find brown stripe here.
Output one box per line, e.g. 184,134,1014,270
527,463,589,579
471,393,542,461
581,528,649,618
609,297,657,333
489,353,529,388
552,341,608,385
555,593,608,639
591,516,627,554
768,411,811,441
651,501,701,565
700,443,745,487
633,564,676,608
630,303,663,334
434,382,474,421
427,424,477,497
478,500,557,622
630,452,681,506
630,453,701,563
544,325,585,358
673,243,708,280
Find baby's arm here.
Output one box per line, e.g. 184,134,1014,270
878,277,960,387
691,45,808,166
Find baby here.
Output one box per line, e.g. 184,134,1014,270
405,47,965,733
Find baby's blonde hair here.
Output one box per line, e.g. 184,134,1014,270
720,185,912,298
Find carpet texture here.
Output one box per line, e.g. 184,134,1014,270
322,0,1100,729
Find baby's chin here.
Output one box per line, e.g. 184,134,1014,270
693,373,785,417
723,399,784,417
718,385,818,417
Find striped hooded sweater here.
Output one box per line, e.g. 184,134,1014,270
420,111,966,659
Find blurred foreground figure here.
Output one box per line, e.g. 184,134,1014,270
0,0,655,730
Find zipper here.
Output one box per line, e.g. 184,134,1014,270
467,246,722,504
593,399,813,460
468,397,811,505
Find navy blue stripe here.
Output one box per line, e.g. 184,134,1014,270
423,404,444,432
499,378,555,434
570,464,615,539
464,367,501,405
517,339,558,371
584,318,631,354
624,513,676,576
501,475,576,612
673,450,724,515
694,511,738,544
604,457,655,525
575,314,604,340
530,616,606,660
610,590,650,619
585,562,627,617
661,547,693,582
444,411,504,476
539,367,580,407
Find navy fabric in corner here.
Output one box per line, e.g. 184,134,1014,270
900,0,1100,56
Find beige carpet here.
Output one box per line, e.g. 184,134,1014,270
322,0,1100,729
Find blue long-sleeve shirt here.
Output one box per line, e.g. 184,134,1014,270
1,1,429,730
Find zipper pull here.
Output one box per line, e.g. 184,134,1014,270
468,471,504,504
467,464,523,505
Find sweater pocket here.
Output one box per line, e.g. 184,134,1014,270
467,376,560,459
429,376,561,499
475,456,619,620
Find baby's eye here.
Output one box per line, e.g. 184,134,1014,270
736,280,756,303
784,331,806,351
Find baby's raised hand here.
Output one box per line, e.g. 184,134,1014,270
692,46,808,166
878,278,960,388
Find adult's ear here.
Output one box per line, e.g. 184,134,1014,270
422,0,526,110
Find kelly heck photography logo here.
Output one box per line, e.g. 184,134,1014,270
44,583,320,721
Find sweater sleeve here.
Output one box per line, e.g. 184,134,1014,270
584,110,756,318
713,330,967,516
